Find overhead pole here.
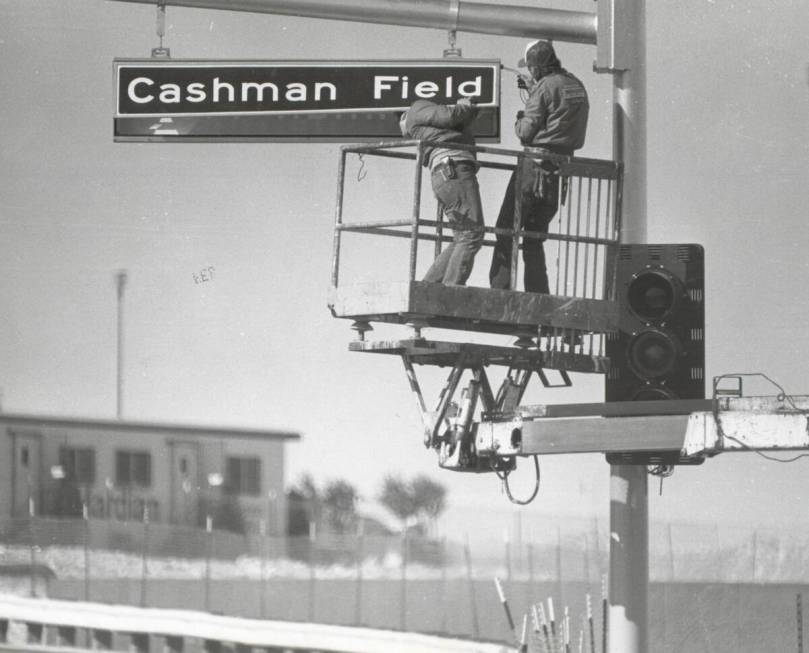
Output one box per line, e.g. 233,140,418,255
107,0,648,649
106,0,597,44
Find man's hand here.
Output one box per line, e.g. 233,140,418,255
517,74,535,91
457,96,474,107
516,110,525,120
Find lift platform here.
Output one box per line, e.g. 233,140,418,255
329,140,624,475
329,139,623,344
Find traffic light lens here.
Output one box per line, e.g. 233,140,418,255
629,330,680,378
627,270,679,321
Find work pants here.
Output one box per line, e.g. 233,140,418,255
424,161,485,286
488,160,559,294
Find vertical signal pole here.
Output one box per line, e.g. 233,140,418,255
115,270,128,419
605,0,648,652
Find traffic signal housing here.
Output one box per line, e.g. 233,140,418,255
606,244,705,403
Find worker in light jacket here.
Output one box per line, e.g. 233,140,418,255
489,40,589,294
400,97,484,286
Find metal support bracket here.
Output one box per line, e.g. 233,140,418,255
594,0,629,73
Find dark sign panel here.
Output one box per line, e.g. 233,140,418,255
113,59,501,142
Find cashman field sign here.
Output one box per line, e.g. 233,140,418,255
113,59,501,142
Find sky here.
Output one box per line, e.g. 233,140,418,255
1,0,809,547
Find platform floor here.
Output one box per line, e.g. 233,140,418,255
328,281,617,337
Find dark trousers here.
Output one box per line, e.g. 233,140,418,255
488,165,559,294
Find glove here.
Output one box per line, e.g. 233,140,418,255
516,110,525,120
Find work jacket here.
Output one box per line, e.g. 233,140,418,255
516,68,589,155
401,99,478,168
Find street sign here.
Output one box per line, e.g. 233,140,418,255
113,59,501,142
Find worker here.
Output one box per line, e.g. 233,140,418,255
399,97,484,286
489,40,589,294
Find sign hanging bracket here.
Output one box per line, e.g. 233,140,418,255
443,0,462,58
151,0,171,58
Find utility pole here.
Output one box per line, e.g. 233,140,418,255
115,270,128,419
608,1,648,651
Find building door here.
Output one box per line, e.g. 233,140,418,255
171,442,200,526
11,431,41,517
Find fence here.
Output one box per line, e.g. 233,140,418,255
2,516,809,651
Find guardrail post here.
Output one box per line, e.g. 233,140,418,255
0,620,8,644
259,519,267,619
140,506,150,608
28,499,36,597
84,503,91,601
354,520,365,627
205,515,213,612
308,521,317,622
400,529,408,631
464,534,480,639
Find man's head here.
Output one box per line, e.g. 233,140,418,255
519,40,561,80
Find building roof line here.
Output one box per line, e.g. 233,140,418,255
0,413,300,441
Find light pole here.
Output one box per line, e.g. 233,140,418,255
204,472,223,612
115,270,127,419
608,2,649,651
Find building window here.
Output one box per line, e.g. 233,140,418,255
116,450,152,488
59,446,96,484
225,456,260,496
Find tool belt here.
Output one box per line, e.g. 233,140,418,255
433,158,457,181
432,157,477,182
520,158,567,206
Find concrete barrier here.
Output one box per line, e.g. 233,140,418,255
0,594,512,653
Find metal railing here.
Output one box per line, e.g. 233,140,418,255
331,139,623,304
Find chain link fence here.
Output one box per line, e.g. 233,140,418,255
2,515,808,650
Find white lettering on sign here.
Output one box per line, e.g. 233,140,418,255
187,82,206,103
128,77,155,103
373,75,398,99
159,83,181,104
213,78,234,103
373,75,483,100
127,77,340,106
415,81,439,98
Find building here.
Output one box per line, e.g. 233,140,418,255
0,413,299,536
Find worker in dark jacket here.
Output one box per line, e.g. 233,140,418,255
489,40,589,294
400,97,484,286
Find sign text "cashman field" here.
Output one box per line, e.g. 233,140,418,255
115,60,499,116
